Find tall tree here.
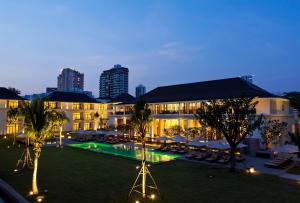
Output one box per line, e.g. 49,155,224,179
7,107,20,146
195,97,263,171
289,132,300,154
8,87,21,95
129,99,154,198
54,112,69,147
20,99,54,195
283,92,300,112
94,112,100,130
261,119,287,149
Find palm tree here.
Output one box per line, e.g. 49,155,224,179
54,112,69,147
130,99,152,163
21,99,53,195
128,99,159,200
94,112,100,130
7,107,20,146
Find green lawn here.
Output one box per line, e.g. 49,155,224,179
287,165,300,175
1,138,300,203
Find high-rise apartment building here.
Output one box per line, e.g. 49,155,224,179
99,64,129,98
135,84,146,98
57,68,84,92
241,75,254,84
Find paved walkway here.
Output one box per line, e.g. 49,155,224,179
180,155,300,181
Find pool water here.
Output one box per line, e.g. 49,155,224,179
70,142,180,163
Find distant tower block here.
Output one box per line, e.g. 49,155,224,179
241,75,254,84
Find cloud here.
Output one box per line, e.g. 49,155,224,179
157,42,202,62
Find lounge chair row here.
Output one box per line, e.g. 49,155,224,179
96,136,131,144
156,146,188,154
185,152,245,164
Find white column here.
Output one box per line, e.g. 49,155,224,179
150,121,154,139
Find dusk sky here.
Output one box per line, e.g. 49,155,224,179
0,0,299,96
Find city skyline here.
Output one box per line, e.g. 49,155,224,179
0,0,299,96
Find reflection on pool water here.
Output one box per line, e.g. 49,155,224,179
70,142,180,163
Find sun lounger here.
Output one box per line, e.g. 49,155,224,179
264,157,293,169
218,155,230,164
177,149,188,154
206,153,219,162
185,153,197,159
235,154,246,162
194,153,208,161
170,149,178,153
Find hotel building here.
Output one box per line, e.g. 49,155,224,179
44,91,107,131
0,78,298,145
109,78,297,144
0,87,25,135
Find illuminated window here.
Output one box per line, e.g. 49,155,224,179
85,113,92,120
72,103,80,110
99,104,106,110
73,113,81,120
84,103,91,110
48,102,57,109
73,123,79,131
8,100,18,108
84,122,91,130
6,124,19,134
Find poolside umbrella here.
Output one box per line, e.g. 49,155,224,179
273,144,299,154
156,136,173,141
207,140,230,150
96,129,107,135
192,137,206,142
188,141,207,148
106,130,121,136
237,143,248,149
16,133,27,138
172,135,188,143
156,136,173,145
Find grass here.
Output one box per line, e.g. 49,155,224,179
287,165,300,175
1,137,300,203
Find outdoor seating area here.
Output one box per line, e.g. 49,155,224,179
154,135,247,165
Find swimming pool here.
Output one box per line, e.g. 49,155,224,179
70,142,180,163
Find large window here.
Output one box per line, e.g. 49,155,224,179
84,122,91,130
73,123,79,131
85,113,92,120
73,113,81,120
72,103,80,110
48,102,57,109
6,124,19,134
84,103,92,110
8,100,18,108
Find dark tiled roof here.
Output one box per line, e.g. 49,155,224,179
46,91,98,103
0,87,25,100
140,77,276,103
111,93,135,103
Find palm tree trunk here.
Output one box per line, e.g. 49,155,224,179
32,153,39,195
229,147,236,172
13,123,17,146
142,138,146,198
32,142,41,195
59,126,62,147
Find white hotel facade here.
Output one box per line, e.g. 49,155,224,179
0,78,298,145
